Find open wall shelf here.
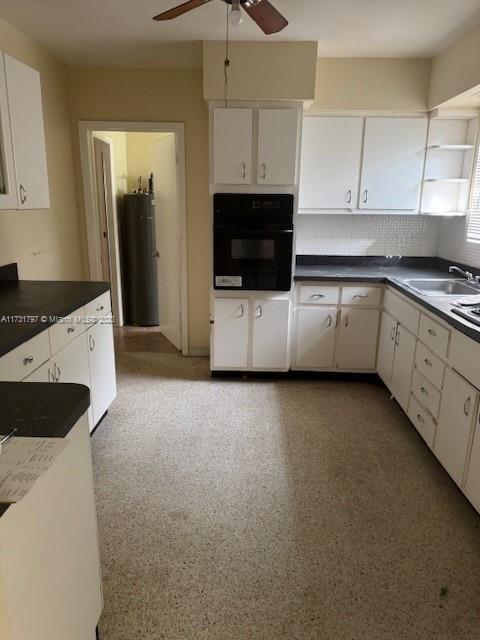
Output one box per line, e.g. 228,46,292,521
421,114,478,217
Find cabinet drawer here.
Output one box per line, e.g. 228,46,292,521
418,314,450,359
49,305,86,356
341,286,381,306
411,369,441,419
383,289,419,334
415,342,445,389
449,331,480,390
0,331,50,381
298,285,339,305
408,395,437,448
85,292,112,324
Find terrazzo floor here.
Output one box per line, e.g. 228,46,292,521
92,348,480,639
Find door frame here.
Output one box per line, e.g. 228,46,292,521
79,121,189,356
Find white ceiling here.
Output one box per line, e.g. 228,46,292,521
0,0,479,68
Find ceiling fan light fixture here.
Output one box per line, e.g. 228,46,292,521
229,0,243,26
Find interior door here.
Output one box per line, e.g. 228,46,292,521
294,307,337,369
376,311,397,386
93,137,113,282
257,109,298,185
252,299,290,370
212,298,249,369
435,368,478,487
213,108,253,184
4,54,50,209
299,116,363,210
359,117,428,210
337,308,380,370
390,324,416,413
152,134,181,350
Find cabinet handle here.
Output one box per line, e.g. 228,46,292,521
260,163,267,180
353,294,368,299
241,162,247,179
390,326,396,341
327,314,332,327
255,304,263,319
96,305,105,312
420,386,429,396
417,414,425,425
310,294,325,299
344,315,349,328
395,328,400,346
67,326,75,334
424,358,432,367
48,368,53,383
427,328,437,337
19,184,27,205
346,189,352,204
55,364,61,382
89,334,95,351
464,396,471,417
23,355,34,366
363,189,368,204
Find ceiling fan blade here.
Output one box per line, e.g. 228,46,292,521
243,0,288,34
153,0,213,21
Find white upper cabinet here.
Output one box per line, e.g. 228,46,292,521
213,108,253,185
359,117,427,211
0,55,18,209
257,109,299,185
299,117,363,210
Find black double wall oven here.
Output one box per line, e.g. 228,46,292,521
213,194,294,292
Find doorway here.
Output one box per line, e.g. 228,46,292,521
79,122,188,356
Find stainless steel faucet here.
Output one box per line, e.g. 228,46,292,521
449,265,474,281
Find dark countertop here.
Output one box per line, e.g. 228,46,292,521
0,279,110,357
295,256,480,344
0,381,90,516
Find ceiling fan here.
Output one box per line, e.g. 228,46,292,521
153,0,288,35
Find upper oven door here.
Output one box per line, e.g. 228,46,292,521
214,228,293,291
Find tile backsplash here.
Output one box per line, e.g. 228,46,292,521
296,215,441,257
437,217,480,268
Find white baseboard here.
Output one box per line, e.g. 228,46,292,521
187,348,210,357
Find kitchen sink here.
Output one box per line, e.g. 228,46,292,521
402,279,480,296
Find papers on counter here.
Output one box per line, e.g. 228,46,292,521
0,437,68,504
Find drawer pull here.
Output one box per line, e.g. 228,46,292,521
464,396,471,417
89,334,96,351
420,386,429,396
327,314,332,328
427,328,437,337
353,294,368,299
255,304,263,319
96,305,105,312
390,326,396,341
424,358,432,367
67,326,75,334
23,355,34,366
309,294,325,299
344,314,349,328
417,414,425,425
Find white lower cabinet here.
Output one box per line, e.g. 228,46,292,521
390,325,416,413
293,307,337,369
252,299,290,370
87,321,117,426
465,411,480,511
212,298,249,370
337,308,380,370
376,311,397,385
434,369,479,487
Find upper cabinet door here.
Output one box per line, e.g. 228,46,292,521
299,117,363,210
213,108,253,185
257,109,299,186
0,55,18,209
4,54,50,209
359,117,427,211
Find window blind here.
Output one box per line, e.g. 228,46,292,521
467,147,480,242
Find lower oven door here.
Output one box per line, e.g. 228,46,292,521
214,228,293,291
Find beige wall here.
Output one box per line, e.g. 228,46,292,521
429,23,480,109
67,68,210,350
203,41,317,101
0,17,84,279
124,132,170,192
310,58,431,112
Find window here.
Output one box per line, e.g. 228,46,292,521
467,146,480,242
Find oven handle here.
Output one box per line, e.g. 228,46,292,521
214,228,294,236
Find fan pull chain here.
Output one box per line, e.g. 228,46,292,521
224,1,230,108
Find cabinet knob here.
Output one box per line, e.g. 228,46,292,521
420,386,429,396
96,305,105,312
427,328,437,337
424,358,432,367
417,414,425,425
